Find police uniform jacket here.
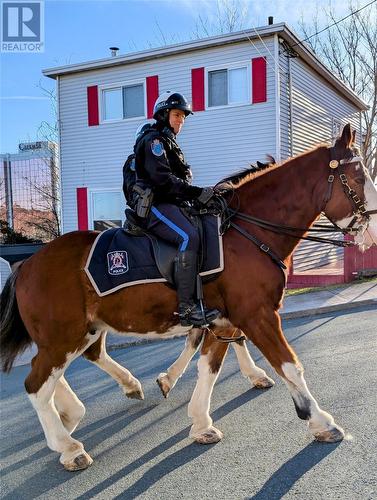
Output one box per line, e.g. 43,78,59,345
134,125,202,205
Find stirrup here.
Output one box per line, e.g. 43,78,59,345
178,302,220,328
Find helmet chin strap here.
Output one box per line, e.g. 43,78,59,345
156,109,170,124
155,111,176,138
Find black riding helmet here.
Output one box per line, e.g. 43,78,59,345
153,91,193,122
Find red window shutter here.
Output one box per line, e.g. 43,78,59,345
87,86,99,126
191,67,205,111
146,76,159,119
252,57,267,104
77,187,88,230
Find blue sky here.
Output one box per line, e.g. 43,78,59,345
1,0,351,153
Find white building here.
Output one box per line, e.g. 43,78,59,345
43,22,367,234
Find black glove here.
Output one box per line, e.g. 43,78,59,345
197,187,215,205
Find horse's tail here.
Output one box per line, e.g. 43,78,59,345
0,263,32,373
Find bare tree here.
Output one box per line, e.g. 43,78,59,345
21,81,61,241
192,0,249,38
149,0,249,47
299,2,377,180
37,80,58,144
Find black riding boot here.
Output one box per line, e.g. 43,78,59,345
175,251,220,327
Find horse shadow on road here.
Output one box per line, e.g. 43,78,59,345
248,440,340,500
2,388,263,499
76,388,266,500
1,404,158,499
2,314,341,499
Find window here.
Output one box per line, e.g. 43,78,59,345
208,70,227,106
208,65,248,107
91,191,123,230
123,84,144,118
102,82,145,121
103,88,123,120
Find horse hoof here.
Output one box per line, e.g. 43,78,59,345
252,375,275,389
64,452,93,471
194,427,223,445
314,424,345,443
126,388,144,400
156,373,171,398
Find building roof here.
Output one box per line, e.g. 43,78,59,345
43,22,368,111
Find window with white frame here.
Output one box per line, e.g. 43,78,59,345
103,88,123,120
91,190,123,230
102,82,145,121
207,65,249,107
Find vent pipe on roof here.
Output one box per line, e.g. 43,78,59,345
268,16,273,25
109,47,119,57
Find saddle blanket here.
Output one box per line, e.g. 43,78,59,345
85,215,224,297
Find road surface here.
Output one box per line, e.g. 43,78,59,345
1,305,376,499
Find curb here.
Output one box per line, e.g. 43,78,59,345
280,298,377,320
11,299,376,365
106,299,377,351
107,338,156,351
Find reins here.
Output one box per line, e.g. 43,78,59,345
228,210,353,248
205,149,375,275
197,149,375,344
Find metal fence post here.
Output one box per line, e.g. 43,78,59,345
3,154,14,229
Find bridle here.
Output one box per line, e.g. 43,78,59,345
203,148,376,275
323,149,377,230
201,148,376,345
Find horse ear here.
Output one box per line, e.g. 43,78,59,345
340,123,352,147
351,129,356,144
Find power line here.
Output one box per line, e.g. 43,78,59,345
292,0,377,48
242,28,285,76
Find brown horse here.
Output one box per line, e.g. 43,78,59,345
1,124,376,471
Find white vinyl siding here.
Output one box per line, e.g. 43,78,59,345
57,35,362,235
289,57,361,154
59,38,276,232
285,55,360,273
278,42,361,159
278,44,292,160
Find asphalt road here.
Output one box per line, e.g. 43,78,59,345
1,305,376,500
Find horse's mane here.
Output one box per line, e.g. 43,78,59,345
219,155,276,188
218,145,333,189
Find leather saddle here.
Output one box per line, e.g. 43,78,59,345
84,209,223,297
124,208,203,284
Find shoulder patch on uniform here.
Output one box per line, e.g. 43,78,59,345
151,139,164,157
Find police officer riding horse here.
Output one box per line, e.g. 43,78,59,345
124,91,221,328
